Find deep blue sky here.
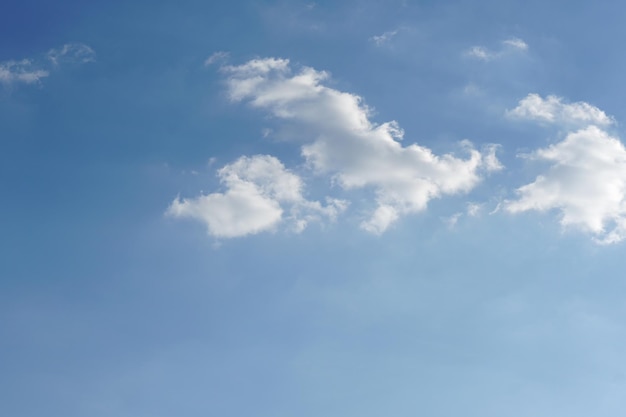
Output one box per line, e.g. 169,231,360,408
3,1,626,416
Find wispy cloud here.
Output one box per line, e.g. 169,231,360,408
0,59,49,85
465,37,529,61
370,30,398,46
502,37,528,51
0,42,95,88
204,51,229,67
47,43,96,66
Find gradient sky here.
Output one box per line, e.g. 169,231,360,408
3,1,626,416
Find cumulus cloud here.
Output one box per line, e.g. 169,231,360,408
167,155,346,238
506,92,626,244
221,58,501,233
466,37,528,61
506,126,626,244
507,93,614,127
1,43,94,88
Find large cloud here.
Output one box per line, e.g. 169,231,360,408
167,155,346,238
506,94,626,244
222,58,501,233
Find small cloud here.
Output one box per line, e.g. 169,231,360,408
503,38,528,51
465,37,528,61
204,51,229,67
444,212,463,229
466,46,493,61
47,43,96,66
489,202,502,215
370,30,398,46
466,202,482,217
507,93,614,127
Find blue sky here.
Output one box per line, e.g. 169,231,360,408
3,1,626,416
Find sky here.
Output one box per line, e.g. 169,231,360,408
3,0,626,416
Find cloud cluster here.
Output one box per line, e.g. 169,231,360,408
226,58,501,234
0,42,94,87
172,56,626,245
167,155,346,238
506,95,626,243
466,37,528,61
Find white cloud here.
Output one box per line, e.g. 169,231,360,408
506,126,626,244
167,155,346,238
0,59,49,85
507,93,614,127
222,58,501,233
370,30,398,46
47,43,96,66
466,37,528,61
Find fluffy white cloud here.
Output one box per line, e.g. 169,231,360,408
506,126,626,244
222,58,501,233
507,94,613,127
0,59,49,85
167,155,346,238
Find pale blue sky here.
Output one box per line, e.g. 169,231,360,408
3,1,626,416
